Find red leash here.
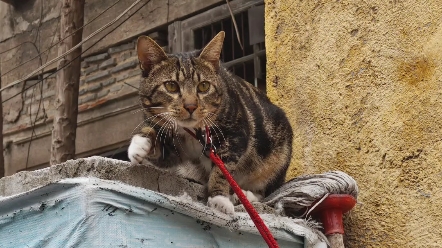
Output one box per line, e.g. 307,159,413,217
203,127,279,248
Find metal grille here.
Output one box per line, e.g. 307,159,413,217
193,10,266,92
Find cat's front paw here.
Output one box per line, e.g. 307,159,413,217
208,195,235,215
230,190,263,205
128,134,152,164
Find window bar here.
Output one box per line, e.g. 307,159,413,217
253,44,260,88
221,21,225,62
231,15,235,75
240,13,246,80
222,50,266,68
241,12,245,57
231,17,235,60
243,62,246,81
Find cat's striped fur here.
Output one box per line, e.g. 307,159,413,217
128,31,293,214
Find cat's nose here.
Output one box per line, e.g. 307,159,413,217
184,104,198,114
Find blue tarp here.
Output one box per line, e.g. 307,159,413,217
0,177,326,248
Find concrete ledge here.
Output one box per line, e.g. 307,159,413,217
0,156,205,201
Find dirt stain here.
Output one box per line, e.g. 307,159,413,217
398,57,435,86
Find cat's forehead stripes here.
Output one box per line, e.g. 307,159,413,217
170,54,201,82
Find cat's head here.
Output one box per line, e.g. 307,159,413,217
136,31,225,129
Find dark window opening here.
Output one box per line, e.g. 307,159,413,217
193,8,266,92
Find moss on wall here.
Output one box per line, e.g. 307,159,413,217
265,0,442,247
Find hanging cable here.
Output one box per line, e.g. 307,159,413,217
0,0,122,62
2,0,150,104
0,0,143,93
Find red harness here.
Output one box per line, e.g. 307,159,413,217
184,126,279,248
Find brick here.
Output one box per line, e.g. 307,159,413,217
25,88,34,97
119,77,141,95
43,99,51,108
24,98,33,105
81,61,88,68
42,90,55,99
43,79,52,89
97,89,110,99
26,79,39,86
101,78,116,87
43,72,56,79
85,70,110,83
79,88,87,96
31,90,53,101
29,105,43,115
110,58,138,74
108,42,135,54
79,93,96,105
99,58,117,70
120,51,135,61
84,53,109,63
109,84,123,93
115,69,140,82
21,104,29,115
45,107,54,116
86,82,102,92
33,92,44,101
82,64,98,76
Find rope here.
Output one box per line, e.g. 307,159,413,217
209,152,279,248
204,127,279,248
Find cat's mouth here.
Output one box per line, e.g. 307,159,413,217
177,118,199,128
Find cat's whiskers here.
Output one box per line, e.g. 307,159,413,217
155,114,178,148
166,118,181,158
205,114,226,145
131,108,144,114
203,119,225,154
154,115,173,146
137,100,166,114
161,115,176,143
131,112,170,135
200,120,214,157
145,114,173,143
172,122,197,159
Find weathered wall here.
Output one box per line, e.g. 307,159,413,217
265,0,442,247
1,32,167,175
0,0,224,175
0,0,223,86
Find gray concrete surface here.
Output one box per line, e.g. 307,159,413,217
0,156,205,201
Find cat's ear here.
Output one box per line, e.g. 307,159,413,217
137,36,168,75
199,31,225,71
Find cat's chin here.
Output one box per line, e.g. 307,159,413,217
177,118,201,129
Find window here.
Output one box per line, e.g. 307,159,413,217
168,0,266,91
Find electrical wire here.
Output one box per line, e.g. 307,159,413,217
0,0,122,63
2,0,150,104
0,0,143,93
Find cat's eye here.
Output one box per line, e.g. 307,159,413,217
164,81,179,93
197,81,210,93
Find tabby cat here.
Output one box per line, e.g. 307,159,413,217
128,31,293,214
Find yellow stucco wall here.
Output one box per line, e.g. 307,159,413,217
265,1,442,247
